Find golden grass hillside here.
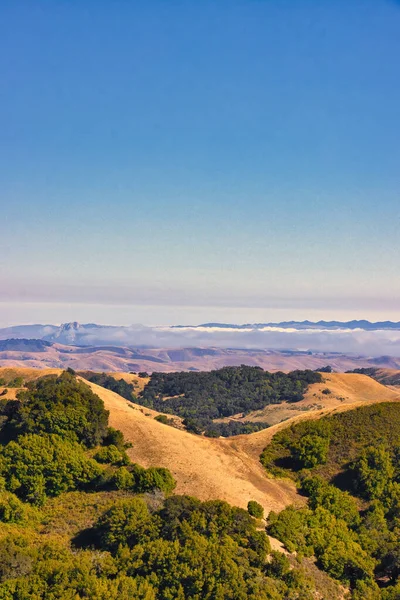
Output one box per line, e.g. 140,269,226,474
2,368,399,518
83,379,300,514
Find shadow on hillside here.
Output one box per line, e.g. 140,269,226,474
72,527,100,550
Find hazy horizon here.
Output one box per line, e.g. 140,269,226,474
1,301,400,329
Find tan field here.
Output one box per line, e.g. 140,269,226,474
83,378,301,514
1,367,400,517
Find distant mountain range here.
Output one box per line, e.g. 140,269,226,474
1,319,400,347
1,320,400,360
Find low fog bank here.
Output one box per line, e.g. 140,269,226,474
2,322,400,357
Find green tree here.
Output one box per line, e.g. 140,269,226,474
352,446,394,500
96,498,158,551
247,500,264,519
94,444,129,466
293,434,329,469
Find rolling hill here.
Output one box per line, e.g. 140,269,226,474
2,338,400,372
2,367,399,519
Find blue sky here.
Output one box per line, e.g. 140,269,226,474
1,0,400,326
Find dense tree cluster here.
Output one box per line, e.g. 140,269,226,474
138,366,322,435
79,372,137,402
204,420,271,437
1,372,109,447
261,402,400,597
0,373,176,506
0,494,325,600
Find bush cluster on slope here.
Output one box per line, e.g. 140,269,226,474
261,402,400,597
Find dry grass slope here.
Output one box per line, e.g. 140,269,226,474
2,368,399,518
83,379,300,514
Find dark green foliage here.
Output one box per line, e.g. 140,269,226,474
94,444,130,466
0,492,32,524
154,414,169,424
91,495,296,599
113,466,134,490
321,387,332,394
262,402,400,595
0,434,102,505
103,426,129,450
79,371,137,402
6,377,24,388
0,373,326,599
2,372,109,447
265,551,291,578
204,421,271,437
268,506,375,585
247,500,264,519
0,539,156,599
293,433,330,469
351,446,395,500
111,464,176,495
96,497,157,551
301,477,360,528
131,464,177,495
138,367,322,435
154,414,174,425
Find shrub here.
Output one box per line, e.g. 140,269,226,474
96,498,157,551
247,500,264,519
301,477,360,528
113,467,134,490
265,550,291,578
94,445,129,466
0,492,31,523
0,535,33,583
351,446,394,500
103,427,129,450
132,465,176,495
154,414,170,425
293,434,329,469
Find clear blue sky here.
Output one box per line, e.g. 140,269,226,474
1,0,400,325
